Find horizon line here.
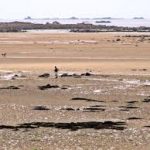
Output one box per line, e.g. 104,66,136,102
0,16,149,20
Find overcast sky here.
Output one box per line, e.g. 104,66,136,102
0,0,149,19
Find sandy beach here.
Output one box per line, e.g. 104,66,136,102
0,31,150,150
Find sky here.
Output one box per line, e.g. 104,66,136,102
0,0,149,19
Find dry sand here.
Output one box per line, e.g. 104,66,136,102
0,32,150,73
0,32,150,150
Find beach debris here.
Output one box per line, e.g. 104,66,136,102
94,89,102,93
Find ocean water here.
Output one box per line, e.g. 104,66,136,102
0,18,150,27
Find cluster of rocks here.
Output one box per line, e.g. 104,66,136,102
38,84,69,90
70,26,150,32
38,72,93,78
60,72,92,78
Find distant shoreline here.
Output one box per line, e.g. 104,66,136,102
0,21,150,32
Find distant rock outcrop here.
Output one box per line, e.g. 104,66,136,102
24,16,32,20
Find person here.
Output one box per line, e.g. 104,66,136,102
54,66,59,78
1,53,7,57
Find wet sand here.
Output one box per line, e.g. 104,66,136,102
0,32,150,150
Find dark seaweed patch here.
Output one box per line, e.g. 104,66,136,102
0,86,20,90
32,106,49,111
0,121,127,131
127,117,143,120
38,84,59,90
71,97,104,103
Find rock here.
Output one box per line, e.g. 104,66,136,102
142,97,150,103
83,107,105,112
60,73,81,78
38,84,59,90
81,72,92,76
72,73,81,78
32,106,49,110
116,38,121,41
119,109,130,111
61,86,69,90
0,86,20,90
60,107,75,111
139,69,147,71
119,106,139,109
126,101,138,104
127,117,143,120
38,73,50,78
60,73,70,77
71,97,102,102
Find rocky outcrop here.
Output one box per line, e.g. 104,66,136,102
0,21,150,32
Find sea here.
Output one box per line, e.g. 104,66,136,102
0,18,150,27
